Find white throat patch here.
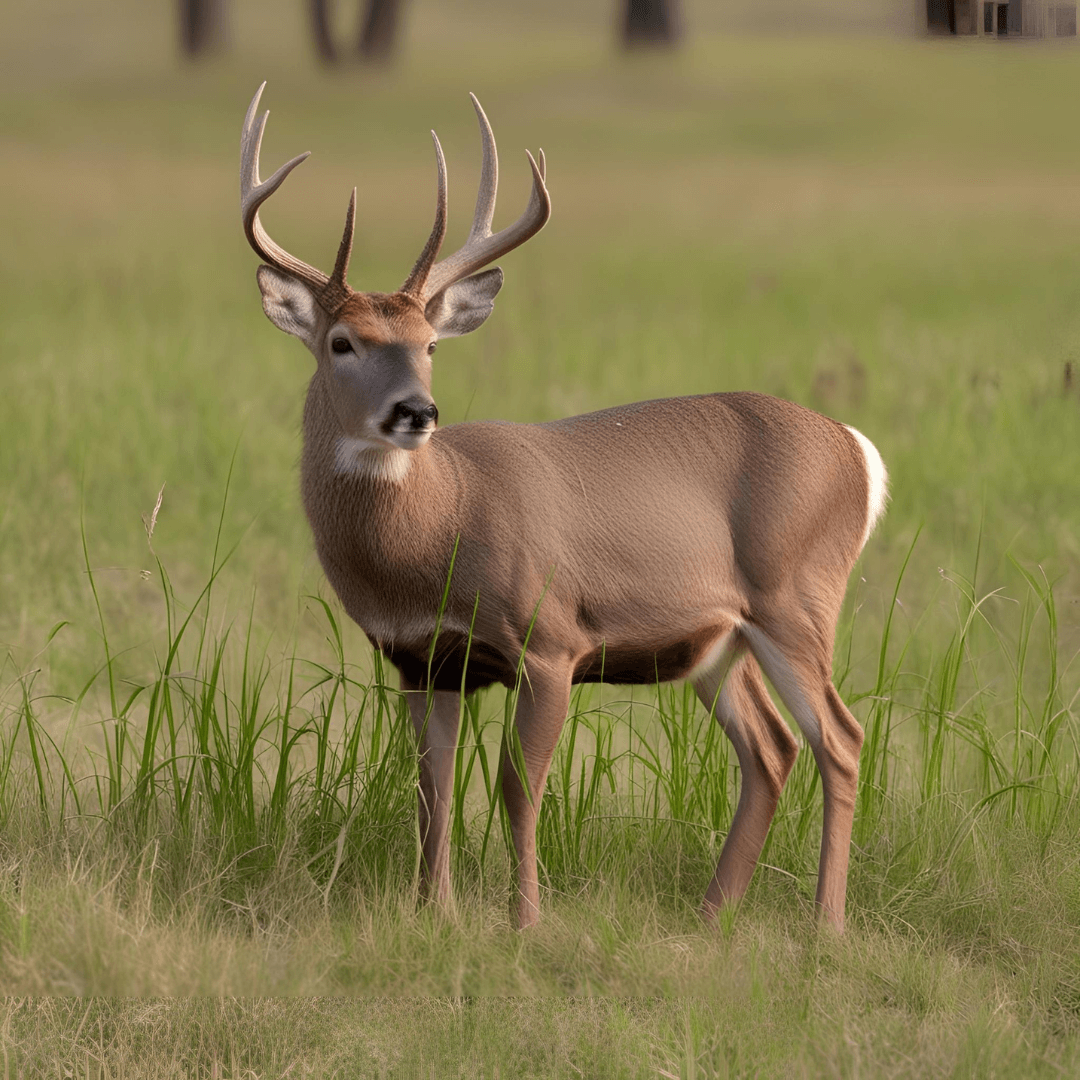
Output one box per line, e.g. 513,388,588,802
333,437,413,483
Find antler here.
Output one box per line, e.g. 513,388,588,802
240,82,355,312
402,94,551,302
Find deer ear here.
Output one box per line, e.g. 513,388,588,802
424,268,504,339
257,265,321,349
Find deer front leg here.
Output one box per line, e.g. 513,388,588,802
401,676,463,905
499,662,572,929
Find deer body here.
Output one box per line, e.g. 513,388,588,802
240,85,887,931
303,386,868,690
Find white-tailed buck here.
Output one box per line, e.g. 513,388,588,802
240,84,887,931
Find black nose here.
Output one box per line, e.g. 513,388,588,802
388,397,438,431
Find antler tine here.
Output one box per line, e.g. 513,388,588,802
240,82,331,296
401,132,449,297
466,92,498,244
419,95,551,303
321,187,357,311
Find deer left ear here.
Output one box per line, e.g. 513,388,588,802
257,265,321,350
424,268,504,339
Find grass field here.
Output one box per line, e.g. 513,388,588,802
2,1,1080,1076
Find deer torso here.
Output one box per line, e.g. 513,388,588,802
300,386,868,692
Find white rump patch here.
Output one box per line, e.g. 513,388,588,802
845,426,889,551
334,437,412,483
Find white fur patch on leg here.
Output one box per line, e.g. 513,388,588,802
713,667,748,736
689,630,740,721
740,625,821,748
845,425,889,551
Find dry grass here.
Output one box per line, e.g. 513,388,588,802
2,4,1080,1077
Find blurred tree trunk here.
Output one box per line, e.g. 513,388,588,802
622,0,682,47
310,0,404,64
925,0,957,34
358,0,402,61
310,0,338,63
179,0,227,57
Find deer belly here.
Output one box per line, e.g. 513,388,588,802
571,625,731,686
379,630,518,693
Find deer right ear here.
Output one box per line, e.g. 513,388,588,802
257,265,320,349
425,268,504,339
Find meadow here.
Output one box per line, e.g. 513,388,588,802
1,0,1080,1076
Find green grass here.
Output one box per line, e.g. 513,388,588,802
2,1,1080,1076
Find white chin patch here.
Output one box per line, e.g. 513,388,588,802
386,428,434,451
334,437,413,483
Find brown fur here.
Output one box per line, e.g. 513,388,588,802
243,87,881,931
299,359,876,931
334,291,431,343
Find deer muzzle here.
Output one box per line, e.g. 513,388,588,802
384,397,438,446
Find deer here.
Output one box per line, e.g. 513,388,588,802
239,83,888,933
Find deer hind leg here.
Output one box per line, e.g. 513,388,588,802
693,640,799,921
741,621,864,932
499,660,573,930
401,676,463,905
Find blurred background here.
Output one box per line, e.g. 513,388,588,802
1,0,1079,690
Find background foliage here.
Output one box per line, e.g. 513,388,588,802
1,1,1079,1076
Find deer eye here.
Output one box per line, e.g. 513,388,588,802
331,337,352,354
427,342,437,356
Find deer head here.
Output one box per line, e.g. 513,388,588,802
240,82,551,454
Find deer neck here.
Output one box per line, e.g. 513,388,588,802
298,372,465,625
302,367,458,504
